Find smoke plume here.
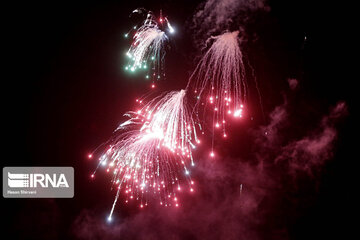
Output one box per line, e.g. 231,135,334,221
72,80,347,239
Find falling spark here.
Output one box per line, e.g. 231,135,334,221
165,17,175,34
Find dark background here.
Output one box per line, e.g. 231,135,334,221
1,0,356,239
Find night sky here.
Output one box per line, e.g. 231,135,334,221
2,0,356,239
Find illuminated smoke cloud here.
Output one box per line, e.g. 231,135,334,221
191,0,270,48
287,78,298,90
77,87,347,239
275,101,347,176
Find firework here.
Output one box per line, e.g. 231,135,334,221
188,31,246,153
135,90,199,158
92,90,198,220
124,9,175,85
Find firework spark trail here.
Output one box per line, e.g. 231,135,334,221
92,90,198,220
188,31,246,154
136,90,199,161
125,27,167,77
124,10,175,85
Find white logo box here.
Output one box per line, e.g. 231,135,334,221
3,167,74,198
